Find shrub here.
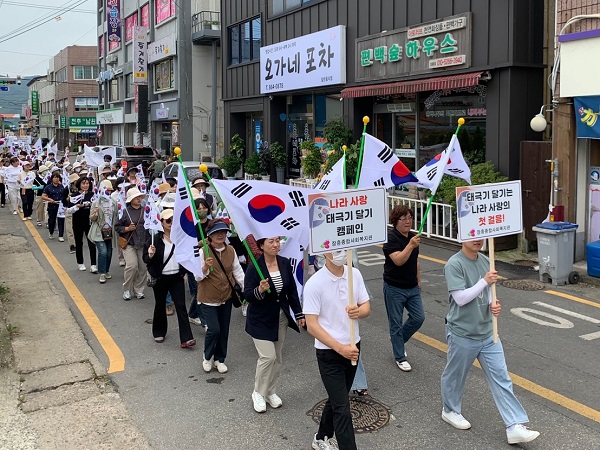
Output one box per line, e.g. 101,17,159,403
300,140,323,179
244,153,261,175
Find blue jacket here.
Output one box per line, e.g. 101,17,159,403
244,255,304,341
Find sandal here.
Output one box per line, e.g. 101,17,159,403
353,389,368,396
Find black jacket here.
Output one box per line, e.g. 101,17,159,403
143,232,186,279
243,255,304,341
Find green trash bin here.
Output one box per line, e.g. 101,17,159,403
532,222,579,286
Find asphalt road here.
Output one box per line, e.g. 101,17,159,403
25,219,600,450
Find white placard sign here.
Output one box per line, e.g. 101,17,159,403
308,187,388,254
456,180,523,241
260,25,346,94
133,26,148,84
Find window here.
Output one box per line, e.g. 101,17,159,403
269,0,314,16
154,58,175,91
99,35,104,57
74,98,99,112
125,13,138,42
155,0,175,24
141,3,149,28
56,68,67,83
228,17,261,66
110,78,120,102
125,73,134,98
74,66,99,80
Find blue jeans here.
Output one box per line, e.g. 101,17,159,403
95,240,113,274
441,328,529,427
350,354,367,391
383,283,424,362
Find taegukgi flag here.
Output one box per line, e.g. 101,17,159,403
315,154,345,192
358,133,418,188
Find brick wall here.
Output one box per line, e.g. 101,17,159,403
556,0,600,35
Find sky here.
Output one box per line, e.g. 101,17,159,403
0,0,98,78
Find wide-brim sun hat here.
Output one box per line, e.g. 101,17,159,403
158,182,171,195
191,187,202,201
126,187,145,203
38,164,49,172
160,192,176,208
192,177,209,188
206,221,231,236
160,209,174,221
69,173,79,184
100,180,114,191
127,167,138,175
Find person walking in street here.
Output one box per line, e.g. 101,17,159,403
441,238,540,445
148,156,165,184
243,236,305,413
144,208,195,348
67,177,97,272
65,173,80,254
197,219,245,374
187,197,211,327
0,158,8,207
5,157,22,214
41,172,67,240
303,250,371,450
89,180,117,284
382,205,424,372
34,164,49,226
18,160,35,220
115,187,147,301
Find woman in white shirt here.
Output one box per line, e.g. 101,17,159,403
4,157,22,214
18,160,36,220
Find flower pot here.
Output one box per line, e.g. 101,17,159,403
236,167,243,179
212,23,220,30
261,175,270,181
276,167,285,184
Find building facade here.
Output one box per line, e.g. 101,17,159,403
97,0,224,161
222,0,545,184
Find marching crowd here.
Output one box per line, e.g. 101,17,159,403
0,143,540,450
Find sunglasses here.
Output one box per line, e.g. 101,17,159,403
162,217,173,224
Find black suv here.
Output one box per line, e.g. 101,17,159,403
92,146,157,175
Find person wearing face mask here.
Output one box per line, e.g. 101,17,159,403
187,197,211,327
382,205,424,372
303,250,371,450
243,236,304,413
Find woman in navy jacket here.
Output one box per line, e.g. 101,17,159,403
244,237,305,413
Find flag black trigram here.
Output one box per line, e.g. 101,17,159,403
288,258,297,270
373,177,385,187
193,245,200,258
288,190,306,207
280,217,300,230
377,145,394,164
178,187,188,200
447,168,465,175
318,179,331,190
426,166,438,181
231,183,252,198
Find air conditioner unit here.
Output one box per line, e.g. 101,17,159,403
106,54,118,65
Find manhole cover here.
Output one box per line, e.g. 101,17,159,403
306,397,391,434
514,259,538,268
501,279,545,291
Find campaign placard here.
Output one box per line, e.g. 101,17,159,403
308,187,388,254
456,180,523,241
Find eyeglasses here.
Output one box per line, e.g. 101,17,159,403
162,217,172,224
399,216,413,221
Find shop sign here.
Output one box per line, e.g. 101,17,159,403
148,34,176,63
69,117,97,127
107,0,121,51
456,180,523,242
260,25,346,94
395,149,416,158
156,108,169,119
574,96,600,140
133,26,149,84
96,108,124,125
590,166,600,184
255,121,262,151
40,114,53,127
31,91,39,115
356,13,471,82
59,115,67,129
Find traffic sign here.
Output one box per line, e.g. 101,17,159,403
0,86,9,92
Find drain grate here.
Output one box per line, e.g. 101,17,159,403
307,396,391,434
501,279,545,291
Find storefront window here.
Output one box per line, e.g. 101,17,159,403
373,95,417,170
154,58,175,91
109,79,120,102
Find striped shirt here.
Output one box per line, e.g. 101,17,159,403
270,271,283,295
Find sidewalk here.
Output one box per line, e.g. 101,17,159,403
0,214,150,449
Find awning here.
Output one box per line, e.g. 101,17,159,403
341,71,486,98
69,128,97,133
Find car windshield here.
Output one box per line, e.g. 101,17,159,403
124,147,154,156
186,166,221,181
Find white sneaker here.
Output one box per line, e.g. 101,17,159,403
123,290,131,301
12,211,17,215
22,217,27,221
78,264,86,271
312,433,334,450
441,409,472,430
396,360,412,372
90,265,98,273
99,274,106,284
202,356,213,373
214,361,228,373
119,260,125,267
58,237,64,242
242,303,248,317
36,221,42,226
48,234,55,239
189,317,202,326
252,391,267,413
266,393,282,408
105,273,112,279
506,424,540,444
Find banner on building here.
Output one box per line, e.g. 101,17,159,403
31,91,39,115
107,0,121,51
574,96,600,140
133,26,148,84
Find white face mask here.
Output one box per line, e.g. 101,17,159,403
328,251,347,267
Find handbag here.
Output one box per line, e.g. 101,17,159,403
210,245,244,308
147,241,175,287
118,209,142,249
101,225,113,240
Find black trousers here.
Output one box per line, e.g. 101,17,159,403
200,301,232,363
20,189,34,218
47,206,64,237
152,273,194,344
316,341,361,450
0,183,5,206
72,216,96,265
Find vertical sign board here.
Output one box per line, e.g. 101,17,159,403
308,187,388,254
255,121,262,152
107,0,121,51
456,180,523,242
133,26,148,84
31,91,39,115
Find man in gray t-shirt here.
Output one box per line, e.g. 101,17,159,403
440,239,540,445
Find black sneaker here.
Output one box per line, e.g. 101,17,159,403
69,245,76,254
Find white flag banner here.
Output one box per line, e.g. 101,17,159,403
172,163,202,276
278,235,306,301
21,172,35,186
84,145,117,167
358,133,419,189
314,154,345,192
414,134,455,195
70,193,84,204
212,179,314,248
62,167,69,188
136,164,144,180
442,139,471,184
117,185,127,219
34,138,43,151
144,201,164,232
148,179,161,203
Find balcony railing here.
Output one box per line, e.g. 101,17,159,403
192,11,221,44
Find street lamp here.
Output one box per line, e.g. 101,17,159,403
530,104,554,132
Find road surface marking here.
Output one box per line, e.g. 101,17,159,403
24,219,125,373
510,308,574,328
533,301,600,323
546,290,600,309
579,331,600,341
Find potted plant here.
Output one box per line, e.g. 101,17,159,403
300,140,324,183
244,152,261,180
217,153,242,179
269,141,286,183
258,145,272,181
212,20,220,30
229,133,245,178
203,20,212,30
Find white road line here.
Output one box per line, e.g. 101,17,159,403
533,301,600,324
579,331,600,341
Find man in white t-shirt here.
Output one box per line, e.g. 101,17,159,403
303,250,370,450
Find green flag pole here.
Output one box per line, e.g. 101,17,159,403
353,116,370,189
416,117,465,234
200,165,270,292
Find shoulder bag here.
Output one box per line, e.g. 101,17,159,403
119,208,142,249
147,242,175,287
210,245,243,308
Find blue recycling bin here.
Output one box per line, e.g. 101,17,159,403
533,222,579,285
586,240,600,278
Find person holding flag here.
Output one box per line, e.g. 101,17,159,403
67,177,97,272
18,160,36,220
89,180,118,284
41,172,67,240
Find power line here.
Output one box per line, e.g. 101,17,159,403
1,1,94,13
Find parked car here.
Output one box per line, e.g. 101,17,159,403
162,160,224,200
90,145,157,175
